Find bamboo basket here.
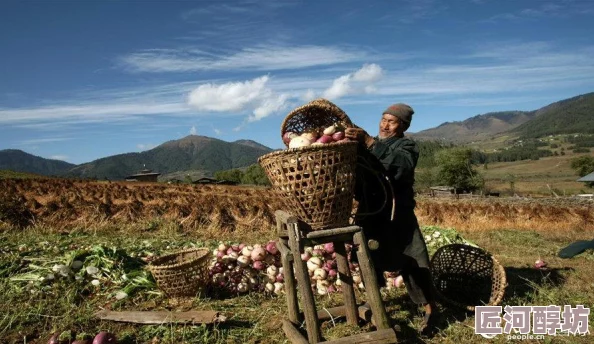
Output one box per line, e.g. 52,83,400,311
261,98,358,230
148,248,211,297
259,141,358,230
430,244,506,311
280,98,353,147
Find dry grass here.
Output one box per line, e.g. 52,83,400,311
416,197,594,232
2,179,592,235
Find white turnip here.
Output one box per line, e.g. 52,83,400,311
250,247,266,261
289,136,311,149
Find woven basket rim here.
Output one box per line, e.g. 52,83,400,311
430,244,507,311
280,98,353,141
148,247,210,271
258,140,358,164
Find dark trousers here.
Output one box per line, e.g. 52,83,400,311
362,207,435,305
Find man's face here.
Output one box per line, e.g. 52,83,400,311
378,114,402,139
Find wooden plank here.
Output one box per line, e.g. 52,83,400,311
353,231,391,330
305,226,361,239
95,310,226,325
288,222,322,343
334,241,358,326
319,328,397,344
282,319,309,344
277,238,294,262
315,304,372,323
304,234,356,246
278,239,300,324
275,210,298,225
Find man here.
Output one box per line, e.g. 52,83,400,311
345,103,438,335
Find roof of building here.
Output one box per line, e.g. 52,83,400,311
577,171,594,182
126,172,161,178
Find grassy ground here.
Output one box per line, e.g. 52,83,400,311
1,222,593,344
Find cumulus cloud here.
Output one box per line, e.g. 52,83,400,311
189,125,197,135
187,75,289,123
322,64,384,100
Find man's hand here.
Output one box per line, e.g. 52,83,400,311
345,127,375,148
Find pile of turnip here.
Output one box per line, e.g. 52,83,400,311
283,122,351,149
9,244,155,301
208,241,405,296
47,330,116,344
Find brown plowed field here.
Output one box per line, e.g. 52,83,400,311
1,178,592,232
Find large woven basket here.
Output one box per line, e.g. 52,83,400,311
430,244,506,311
280,98,353,147
259,141,358,230
148,248,211,297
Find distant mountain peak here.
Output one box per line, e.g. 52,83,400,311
233,139,273,151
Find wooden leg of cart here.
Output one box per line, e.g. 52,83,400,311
275,210,397,344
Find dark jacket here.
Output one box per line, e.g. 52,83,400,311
354,135,424,270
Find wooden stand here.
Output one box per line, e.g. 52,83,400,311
275,210,397,344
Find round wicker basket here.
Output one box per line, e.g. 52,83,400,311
430,244,506,311
258,141,358,230
280,98,353,147
148,248,211,298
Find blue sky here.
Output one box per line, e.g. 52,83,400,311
1,0,593,164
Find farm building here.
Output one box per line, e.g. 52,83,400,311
125,168,161,182
577,171,594,182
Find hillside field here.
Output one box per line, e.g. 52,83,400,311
481,154,592,196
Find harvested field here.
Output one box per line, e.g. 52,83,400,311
1,178,593,343
1,179,592,233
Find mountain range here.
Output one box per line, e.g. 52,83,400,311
0,136,272,180
1,92,592,179
413,92,594,142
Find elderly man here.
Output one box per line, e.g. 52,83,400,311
345,103,438,335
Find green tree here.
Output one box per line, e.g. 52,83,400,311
240,164,271,186
570,156,594,187
214,169,244,183
435,147,484,192
414,168,437,192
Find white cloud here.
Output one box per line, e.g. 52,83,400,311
301,89,317,102
49,155,69,161
322,64,384,100
137,143,156,151
17,137,73,145
0,102,189,125
189,126,197,135
353,64,383,82
120,45,366,73
213,128,222,135
187,75,289,123
249,93,289,122
188,76,269,112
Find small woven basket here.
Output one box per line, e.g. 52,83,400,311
148,248,211,298
430,244,506,311
280,98,353,147
258,141,358,230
